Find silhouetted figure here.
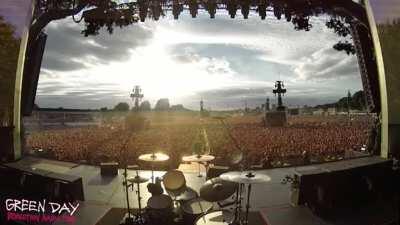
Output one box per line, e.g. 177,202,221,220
262,156,273,169
302,150,311,164
265,97,270,111
200,99,204,112
147,177,164,196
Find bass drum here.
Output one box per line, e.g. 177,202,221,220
195,210,234,225
146,194,174,225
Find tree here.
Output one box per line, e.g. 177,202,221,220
351,90,366,110
100,107,108,112
113,102,129,111
154,98,170,111
139,100,151,111
0,16,20,125
170,104,187,111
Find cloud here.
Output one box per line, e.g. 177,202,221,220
41,19,154,71
197,87,269,100
294,47,359,81
35,11,364,109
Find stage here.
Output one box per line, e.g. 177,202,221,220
1,156,395,225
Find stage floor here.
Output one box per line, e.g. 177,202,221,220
3,156,394,225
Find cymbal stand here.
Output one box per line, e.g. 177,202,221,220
244,183,252,225
231,182,244,225
243,172,255,225
133,170,145,224
122,166,134,225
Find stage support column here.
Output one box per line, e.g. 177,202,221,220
0,0,34,161
366,0,400,159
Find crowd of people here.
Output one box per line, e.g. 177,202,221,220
25,114,376,169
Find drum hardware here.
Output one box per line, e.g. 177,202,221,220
199,177,238,202
220,171,271,225
195,210,234,225
217,200,236,208
122,166,149,225
146,194,174,224
182,154,215,178
176,186,198,203
182,198,213,225
122,166,135,225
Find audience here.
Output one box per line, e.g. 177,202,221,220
26,115,374,168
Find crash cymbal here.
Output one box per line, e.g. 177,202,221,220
182,154,215,162
127,175,149,184
220,171,271,184
200,177,238,202
138,153,170,162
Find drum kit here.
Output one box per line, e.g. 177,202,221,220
121,151,271,225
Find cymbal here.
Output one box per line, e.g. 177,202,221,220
127,175,149,184
220,171,271,184
200,177,238,202
138,153,170,162
182,154,215,162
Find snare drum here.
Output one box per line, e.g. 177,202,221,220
147,194,174,223
182,198,213,225
195,210,234,225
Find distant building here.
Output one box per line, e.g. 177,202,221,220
300,106,313,115
327,107,337,115
288,108,300,116
313,109,325,116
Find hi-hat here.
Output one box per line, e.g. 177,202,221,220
182,154,215,162
220,171,271,184
127,175,149,184
138,153,170,162
200,177,238,202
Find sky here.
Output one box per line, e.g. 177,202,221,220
36,10,365,110
0,0,33,37
370,0,400,24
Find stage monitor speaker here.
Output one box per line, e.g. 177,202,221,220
21,32,47,116
0,126,14,161
294,158,393,218
0,163,84,201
